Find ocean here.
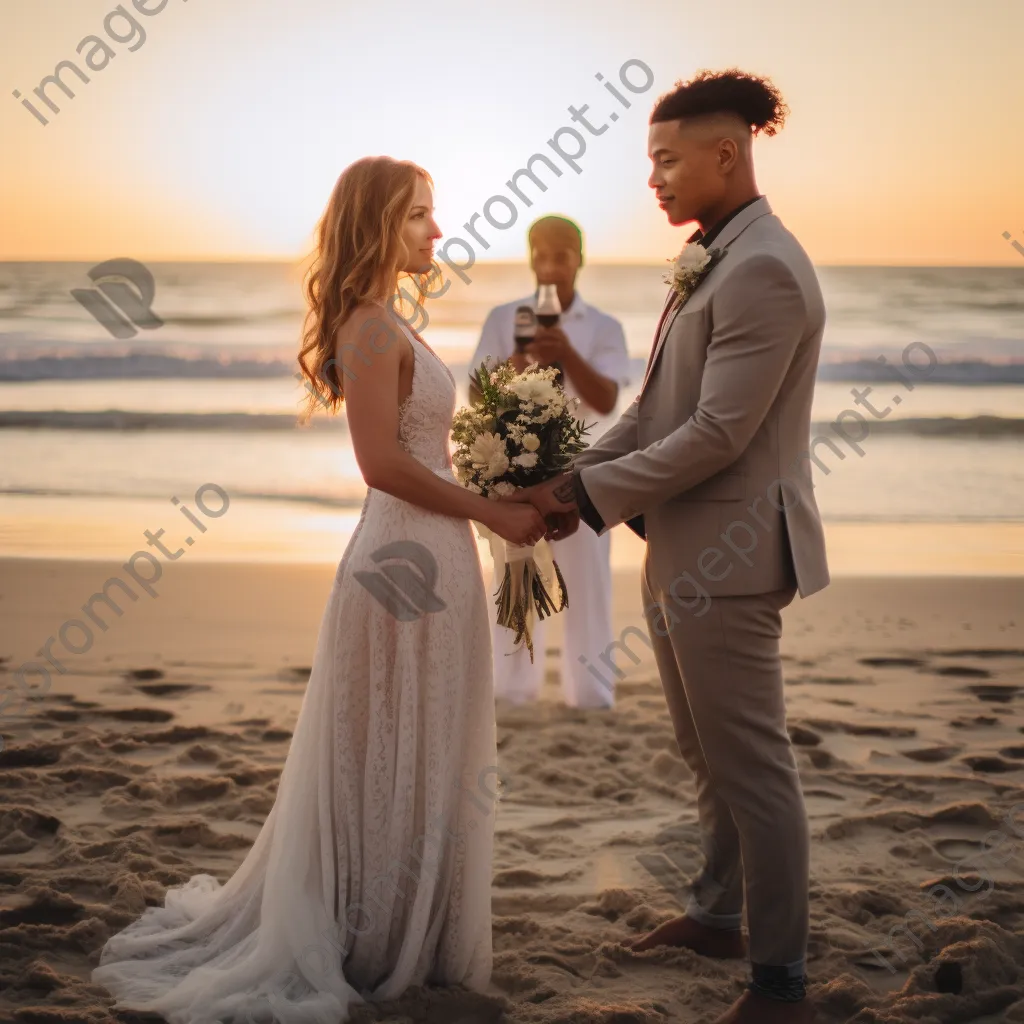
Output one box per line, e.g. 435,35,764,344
1,261,1022,571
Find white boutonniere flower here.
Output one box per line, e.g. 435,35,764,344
663,241,727,305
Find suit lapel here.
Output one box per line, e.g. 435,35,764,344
639,197,774,395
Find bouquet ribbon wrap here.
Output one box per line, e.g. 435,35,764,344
474,522,567,663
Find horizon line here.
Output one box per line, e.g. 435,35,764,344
1,257,1022,269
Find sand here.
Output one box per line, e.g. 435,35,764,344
0,557,1023,1024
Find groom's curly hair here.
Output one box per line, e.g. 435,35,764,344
650,69,789,137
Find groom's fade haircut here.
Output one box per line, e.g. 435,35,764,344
649,68,789,137
527,215,585,268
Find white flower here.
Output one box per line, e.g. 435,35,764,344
490,480,517,497
674,241,711,274
510,376,558,407
512,451,538,469
469,431,510,481
663,241,725,298
465,481,483,494
521,433,540,452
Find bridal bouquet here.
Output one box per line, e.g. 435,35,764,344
451,360,591,662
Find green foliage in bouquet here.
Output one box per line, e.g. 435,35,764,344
451,358,592,661
452,359,592,496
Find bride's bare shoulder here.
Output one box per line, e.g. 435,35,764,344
335,303,406,355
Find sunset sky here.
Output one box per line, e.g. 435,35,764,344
2,0,1022,265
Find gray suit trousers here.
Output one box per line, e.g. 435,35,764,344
640,548,809,969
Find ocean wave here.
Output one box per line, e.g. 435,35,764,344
0,486,1018,524
0,485,363,509
809,416,1024,437
2,351,1024,384
0,353,295,381
0,410,336,431
817,359,1024,384
2,410,1022,436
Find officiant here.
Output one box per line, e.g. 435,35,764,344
469,215,631,709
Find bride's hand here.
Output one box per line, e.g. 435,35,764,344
483,500,547,547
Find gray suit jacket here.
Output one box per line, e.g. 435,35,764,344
572,196,830,601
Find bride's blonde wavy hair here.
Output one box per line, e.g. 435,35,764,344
297,156,438,421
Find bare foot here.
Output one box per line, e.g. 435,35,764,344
628,914,747,957
712,989,815,1024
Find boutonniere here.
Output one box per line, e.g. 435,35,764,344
663,241,727,305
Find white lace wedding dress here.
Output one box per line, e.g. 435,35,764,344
92,317,497,1023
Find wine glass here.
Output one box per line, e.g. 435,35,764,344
535,284,562,327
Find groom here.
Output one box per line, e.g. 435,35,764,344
511,70,829,1023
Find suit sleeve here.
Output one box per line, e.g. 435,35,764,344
572,471,607,534
578,255,806,530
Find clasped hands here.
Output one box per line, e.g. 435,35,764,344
498,471,581,542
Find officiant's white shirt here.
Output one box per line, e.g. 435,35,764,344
470,292,631,708
470,292,631,441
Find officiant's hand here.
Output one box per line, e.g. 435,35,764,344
526,325,571,366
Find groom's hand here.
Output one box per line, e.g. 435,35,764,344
505,472,578,517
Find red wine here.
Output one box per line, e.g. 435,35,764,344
536,313,560,328
513,305,537,349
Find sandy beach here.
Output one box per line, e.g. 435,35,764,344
1,558,1022,1023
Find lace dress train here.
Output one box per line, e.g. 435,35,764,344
91,320,497,1023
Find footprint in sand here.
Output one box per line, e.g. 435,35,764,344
100,708,175,723
806,748,840,769
950,714,1000,728
930,648,1024,659
133,683,211,698
124,668,165,681
42,708,81,723
962,754,1017,773
934,836,985,860
805,675,873,686
788,724,822,746
138,725,211,744
0,892,83,927
966,684,1021,704
999,745,1024,759
261,728,292,742
934,665,992,679
492,867,579,887
902,744,962,763
0,807,61,853
858,656,927,668
0,744,61,768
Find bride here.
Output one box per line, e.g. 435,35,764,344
91,156,547,1023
